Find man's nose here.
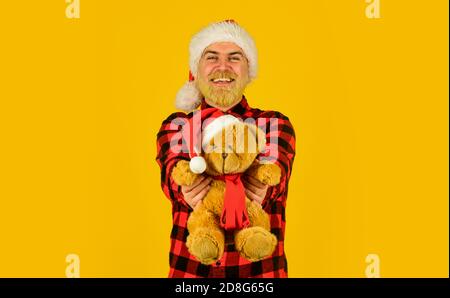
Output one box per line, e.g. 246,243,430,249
216,58,232,71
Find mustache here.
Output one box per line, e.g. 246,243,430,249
208,70,237,81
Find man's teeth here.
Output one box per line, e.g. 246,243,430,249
212,78,233,82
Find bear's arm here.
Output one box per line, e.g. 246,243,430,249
156,112,191,207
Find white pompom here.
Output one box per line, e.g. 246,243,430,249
190,156,206,174
175,81,202,112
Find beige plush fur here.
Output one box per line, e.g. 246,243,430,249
172,122,281,265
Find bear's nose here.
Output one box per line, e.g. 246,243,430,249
222,153,228,159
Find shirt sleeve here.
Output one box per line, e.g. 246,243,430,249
258,112,296,206
155,112,191,208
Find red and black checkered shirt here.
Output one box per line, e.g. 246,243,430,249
156,96,296,278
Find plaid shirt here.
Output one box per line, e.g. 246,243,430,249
156,96,296,278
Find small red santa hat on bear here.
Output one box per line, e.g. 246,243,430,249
184,108,267,174
184,108,242,174
175,20,258,113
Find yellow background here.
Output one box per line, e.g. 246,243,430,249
0,0,448,277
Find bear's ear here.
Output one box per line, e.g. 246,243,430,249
246,124,267,153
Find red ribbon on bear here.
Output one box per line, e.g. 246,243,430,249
217,174,250,231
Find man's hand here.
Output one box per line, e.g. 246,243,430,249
181,176,212,209
243,175,269,205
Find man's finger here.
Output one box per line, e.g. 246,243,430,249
243,180,265,196
243,176,268,193
191,186,210,208
245,188,263,205
184,176,206,192
244,175,266,188
245,191,262,204
188,177,212,197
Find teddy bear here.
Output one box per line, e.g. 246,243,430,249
171,114,281,265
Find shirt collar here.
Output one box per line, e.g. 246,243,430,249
200,95,251,116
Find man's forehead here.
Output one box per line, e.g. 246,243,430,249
202,42,245,55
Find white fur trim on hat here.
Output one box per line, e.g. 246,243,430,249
175,81,202,112
202,115,242,147
189,21,258,80
189,156,207,174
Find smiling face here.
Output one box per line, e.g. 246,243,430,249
196,42,250,110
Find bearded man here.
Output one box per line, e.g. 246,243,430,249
156,20,296,278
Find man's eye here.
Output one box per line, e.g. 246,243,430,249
230,56,241,61
207,56,218,60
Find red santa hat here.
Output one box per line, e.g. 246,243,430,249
185,108,242,174
175,20,258,113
